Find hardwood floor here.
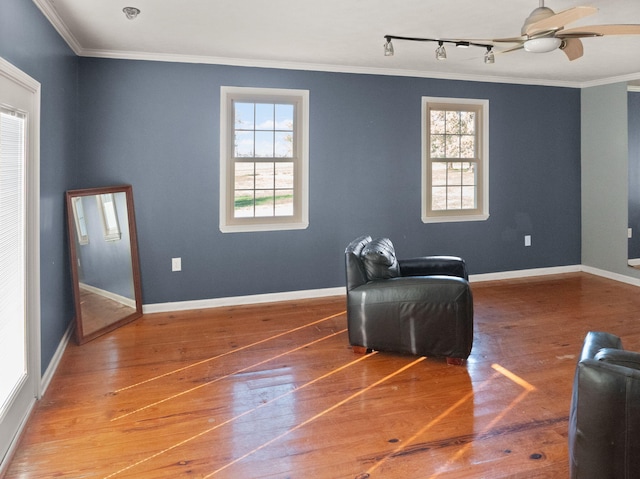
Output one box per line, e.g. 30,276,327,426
5,272,640,478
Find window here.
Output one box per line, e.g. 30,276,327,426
422,97,489,223
97,193,121,241
71,197,89,245
220,87,309,233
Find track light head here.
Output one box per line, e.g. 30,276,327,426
384,37,395,56
484,47,495,64
435,41,447,60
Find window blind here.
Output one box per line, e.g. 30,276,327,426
0,108,27,412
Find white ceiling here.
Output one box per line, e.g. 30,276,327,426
34,0,640,88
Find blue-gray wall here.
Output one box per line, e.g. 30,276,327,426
3,1,583,374
0,0,78,373
77,59,581,305
629,91,640,260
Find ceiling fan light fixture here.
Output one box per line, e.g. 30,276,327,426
523,36,562,53
384,37,394,56
435,42,447,60
123,7,140,20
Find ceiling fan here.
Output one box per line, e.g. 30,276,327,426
486,0,640,60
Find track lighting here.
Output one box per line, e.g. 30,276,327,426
435,41,447,60
382,35,495,64
484,47,495,64
123,7,140,20
384,37,394,56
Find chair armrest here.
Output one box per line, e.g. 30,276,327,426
580,331,623,361
595,348,640,371
399,256,468,280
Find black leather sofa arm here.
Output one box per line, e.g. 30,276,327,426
399,256,468,281
594,348,640,371
569,331,640,479
578,330,623,360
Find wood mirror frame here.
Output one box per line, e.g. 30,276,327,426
66,185,143,344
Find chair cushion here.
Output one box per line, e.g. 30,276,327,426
360,237,400,280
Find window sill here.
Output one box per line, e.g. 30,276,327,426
422,213,490,224
220,220,309,233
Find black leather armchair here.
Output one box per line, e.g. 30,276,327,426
569,331,640,478
344,235,473,364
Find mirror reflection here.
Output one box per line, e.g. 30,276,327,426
66,185,142,344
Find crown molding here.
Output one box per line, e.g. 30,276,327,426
32,0,82,55
80,47,586,88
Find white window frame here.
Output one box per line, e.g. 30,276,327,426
219,86,309,233
421,96,489,223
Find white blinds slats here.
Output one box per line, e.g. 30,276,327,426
0,109,27,413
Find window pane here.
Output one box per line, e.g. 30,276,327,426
275,162,294,189
275,189,294,216
462,186,476,208
235,131,254,157
462,163,476,185
255,103,274,130
445,111,461,134
235,103,254,130
255,162,275,189
234,162,255,190
430,110,445,134
446,135,460,158
431,134,445,158
460,135,475,158
275,104,294,131
432,186,447,210
432,162,447,186
255,190,274,217
460,111,475,134
275,132,293,157
447,163,464,186
447,186,462,209
255,131,274,157
234,190,254,218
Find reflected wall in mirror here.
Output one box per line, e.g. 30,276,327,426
629,84,640,268
66,185,143,344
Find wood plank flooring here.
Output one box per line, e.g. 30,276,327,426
5,272,640,478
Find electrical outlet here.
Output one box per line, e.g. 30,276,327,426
172,257,181,272
524,235,531,247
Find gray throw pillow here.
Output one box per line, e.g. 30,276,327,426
361,237,400,280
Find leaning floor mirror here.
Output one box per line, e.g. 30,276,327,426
66,185,143,344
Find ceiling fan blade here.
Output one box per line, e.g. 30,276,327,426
526,6,598,36
558,24,640,37
490,36,527,44
498,44,525,54
559,38,584,61
461,36,525,44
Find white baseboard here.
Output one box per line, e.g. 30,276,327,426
143,286,345,314
79,282,136,309
469,265,582,283
40,319,74,396
581,265,640,287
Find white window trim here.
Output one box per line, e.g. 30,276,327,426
219,86,309,233
421,96,490,224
